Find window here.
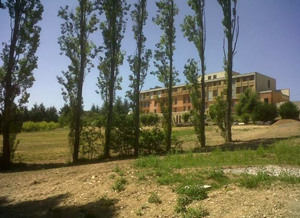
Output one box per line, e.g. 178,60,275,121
213,82,217,86
264,98,269,104
183,106,186,111
236,87,241,94
188,96,191,103
237,78,240,82
213,75,217,79
182,86,186,91
174,98,177,105
268,80,270,89
154,101,157,107
173,88,177,92
183,96,186,104
174,107,177,112
213,90,218,97
154,109,157,113
188,106,191,111
208,76,211,80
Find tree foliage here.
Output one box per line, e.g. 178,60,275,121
97,0,130,158
253,103,278,122
127,0,152,156
57,0,100,162
278,102,300,119
183,59,204,146
235,88,260,116
0,0,43,168
182,0,206,147
209,94,227,138
218,0,239,142
152,0,179,152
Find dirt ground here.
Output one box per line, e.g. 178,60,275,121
1,121,300,218
0,160,300,218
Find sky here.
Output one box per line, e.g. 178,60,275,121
0,0,300,110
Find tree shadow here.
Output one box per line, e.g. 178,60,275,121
1,155,137,173
193,135,300,153
0,193,119,218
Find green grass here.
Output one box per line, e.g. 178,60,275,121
0,129,70,164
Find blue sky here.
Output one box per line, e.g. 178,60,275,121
0,0,299,110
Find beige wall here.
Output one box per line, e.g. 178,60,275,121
255,72,276,92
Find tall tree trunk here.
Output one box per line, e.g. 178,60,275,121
104,5,117,159
134,1,146,157
200,61,206,147
225,0,233,143
166,0,174,152
73,0,86,162
2,0,21,169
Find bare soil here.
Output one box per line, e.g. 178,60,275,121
1,160,300,218
1,122,300,218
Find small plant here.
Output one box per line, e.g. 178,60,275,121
148,192,162,204
113,165,124,176
175,195,193,213
278,101,300,119
112,177,128,192
135,208,144,216
238,172,272,189
183,207,209,218
176,184,208,201
108,174,116,180
206,168,227,183
240,113,251,124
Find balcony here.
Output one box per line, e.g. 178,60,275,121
242,81,249,86
249,80,255,86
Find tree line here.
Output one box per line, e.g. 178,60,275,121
0,0,240,169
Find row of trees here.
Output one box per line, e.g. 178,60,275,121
1,0,239,168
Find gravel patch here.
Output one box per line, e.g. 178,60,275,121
223,165,300,177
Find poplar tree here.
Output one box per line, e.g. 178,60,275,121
182,0,206,147
127,0,152,156
0,0,43,169
57,0,100,162
218,0,239,142
152,0,179,152
97,0,130,158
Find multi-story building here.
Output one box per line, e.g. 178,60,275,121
140,71,290,123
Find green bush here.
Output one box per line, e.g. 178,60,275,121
140,113,160,126
80,127,103,159
182,112,191,123
209,94,227,138
240,113,251,124
22,121,60,132
140,126,166,155
252,103,278,122
278,101,300,119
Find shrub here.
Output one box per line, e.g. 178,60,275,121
252,103,278,122
140,126,166,155
175,195,193,213
22,121,60,132
176,184,208,201
140,114,160,126
182,112,191,123
111,115,135,156
209,94,227,138
80,127,103,159
278,101,300,119
240,113,251,124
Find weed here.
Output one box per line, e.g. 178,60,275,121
108,174,116,180
113,165,125,176
112,177,128,192
206,168,227,182
136,208,144,216
148,192,162,204
238,172,273,189
175,195,193,213
183,207,209,218
176,184,208,201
